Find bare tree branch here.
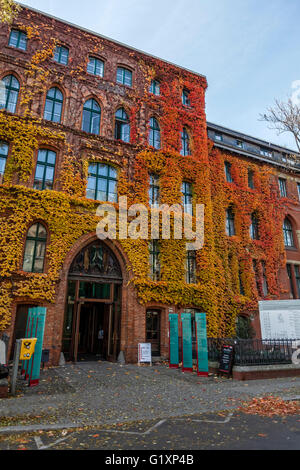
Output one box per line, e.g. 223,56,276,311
260,99,300,154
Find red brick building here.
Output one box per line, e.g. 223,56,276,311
0,6,299,365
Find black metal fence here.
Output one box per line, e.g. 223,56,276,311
208,338,300,366
178,337,300,366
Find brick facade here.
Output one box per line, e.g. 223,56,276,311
0,6,300,366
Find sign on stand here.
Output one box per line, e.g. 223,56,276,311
169,313,179,368
21,307,47,386
195,313,209,377
219,344,234,376
181,313,193,372
138,343,152,366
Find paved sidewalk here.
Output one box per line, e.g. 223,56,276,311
0,362,299,429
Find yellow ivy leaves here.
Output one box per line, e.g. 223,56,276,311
0,113,64,183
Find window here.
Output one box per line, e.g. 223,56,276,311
86,163,118,202
34,149,56,191
116,67,132,86
181,128,190,156
283,218,294,247
115,108,130,142
149,240,160,281
182,89,190,106
22,223,47,273
262,261,268,297
0,142,8,179
186,251,197,284
294,266,300,298
149,174,160,207
226,207,235,236
239,270,245,295
182,181,193,215
260,148,273,158
149,117,161,149
87,57,104,77
250,213,259,240
0,75,20,113
54,45,69,65
82,99,101,135
236,140,244,149
297,183,300,201
9,29,27,50
146,310,161,356
279,178,287,197
215,133,223,142
225,161,233,183
286,264,296,299
149,79,160,96
253,260,260,293
248,169,254,189
236,315,255,339
44,87,63,123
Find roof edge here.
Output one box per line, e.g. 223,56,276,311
17,2,207,82
207,121,299,155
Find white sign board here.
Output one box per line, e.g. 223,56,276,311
259,300,300,339
138,343,152,365
0,340,6,365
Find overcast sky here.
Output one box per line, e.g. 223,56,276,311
21,0,300,150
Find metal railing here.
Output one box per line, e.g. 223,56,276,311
177,337,299,366
207,338,300,366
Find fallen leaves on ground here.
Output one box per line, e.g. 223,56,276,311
239,396,300,417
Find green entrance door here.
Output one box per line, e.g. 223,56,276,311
62,241,123,362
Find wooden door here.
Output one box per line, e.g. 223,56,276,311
107,304,121,362
146,310,161,356
70,302,82,362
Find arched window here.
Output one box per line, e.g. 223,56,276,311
0,75,20,113
181,127,190,156
82,99,101,135
23,223,47,273
226,206,235,237
115,108,130,143
44,87,63,123
250,213,259,240
34,149,56,191
283,218,294,247
149,117,161,149
86,163,118,202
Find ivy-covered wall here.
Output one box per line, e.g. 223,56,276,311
0,6,292,342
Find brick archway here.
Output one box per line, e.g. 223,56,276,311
51,233,135,365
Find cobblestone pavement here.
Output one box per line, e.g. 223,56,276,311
0,361,299,429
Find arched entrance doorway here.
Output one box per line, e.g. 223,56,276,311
62,240,123,362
